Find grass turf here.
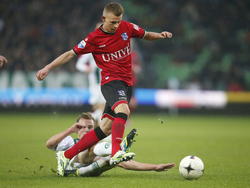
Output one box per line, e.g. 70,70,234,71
0,113,249,188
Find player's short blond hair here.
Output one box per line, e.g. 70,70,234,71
76,112,97,128
103,2,124,16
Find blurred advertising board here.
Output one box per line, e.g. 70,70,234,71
0,88,232,108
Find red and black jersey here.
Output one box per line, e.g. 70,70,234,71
73,20,145,86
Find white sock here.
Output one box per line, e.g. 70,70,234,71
77,163,96,176
77,157,110,176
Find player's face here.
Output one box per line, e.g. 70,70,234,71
77,118,94,139
102,12,122,33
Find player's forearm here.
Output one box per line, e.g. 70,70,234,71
46,50,75,71
46,128,73,149
144,31,172,40
144,32,161,40
118,160,158,171
36,50,76,81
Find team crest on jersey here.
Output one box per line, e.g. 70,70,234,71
78,40,86,49
118,90,126,96
121,32,128,40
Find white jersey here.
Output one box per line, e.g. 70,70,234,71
76,53,105,105
54,136,76,151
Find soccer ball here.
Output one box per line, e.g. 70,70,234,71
179,155,204,180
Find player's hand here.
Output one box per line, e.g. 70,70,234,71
0,55,8,68
36,67,49,81
160,31,173,39
155,163,175,171
69,123,84,133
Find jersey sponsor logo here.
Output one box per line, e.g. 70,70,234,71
121,32,128,40
102,44,131,62
78,40,86,49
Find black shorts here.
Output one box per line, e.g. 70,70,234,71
101,80,133,119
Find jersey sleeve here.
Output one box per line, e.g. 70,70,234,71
73,34,96,56
55,136,75,151
128,22,145,38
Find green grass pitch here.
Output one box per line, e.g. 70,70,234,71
0,113,249,188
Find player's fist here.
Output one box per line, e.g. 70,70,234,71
36,67,49,81
69,123,83,133
0,55,8,68
161,31,173,39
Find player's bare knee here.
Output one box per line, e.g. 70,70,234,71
100,125,111,135
117,109,130,117
100,118,112,135
114,103,130,116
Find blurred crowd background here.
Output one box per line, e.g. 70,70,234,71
0,0,249,91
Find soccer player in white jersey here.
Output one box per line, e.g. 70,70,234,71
46,112,175,176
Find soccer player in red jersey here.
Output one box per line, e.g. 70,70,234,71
36,2,172,176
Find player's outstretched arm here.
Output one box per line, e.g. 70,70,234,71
118,160,175,171
144,31,173,40
36,50,76,81
0,55,8,68
46,123,82,150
